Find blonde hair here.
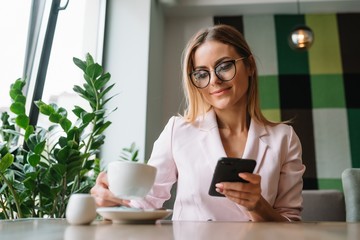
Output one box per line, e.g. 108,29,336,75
181,24,276,125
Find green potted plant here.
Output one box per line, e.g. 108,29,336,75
0,53,115,219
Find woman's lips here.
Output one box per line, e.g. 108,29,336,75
210,87,231,95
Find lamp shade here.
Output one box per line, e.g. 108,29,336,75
288,25,314,50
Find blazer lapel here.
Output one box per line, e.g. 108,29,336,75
242,120,269,174
198,110,227,172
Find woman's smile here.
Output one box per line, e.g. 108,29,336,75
210,86,232,96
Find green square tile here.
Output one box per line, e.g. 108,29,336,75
311,74,345,108
259,75,280,109
306,14,342,74
261,109,281,122
275,15,309,75
318,178,343,191
347,109,360,168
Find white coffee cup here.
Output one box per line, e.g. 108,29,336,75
107,160,157,200
66,193,97,225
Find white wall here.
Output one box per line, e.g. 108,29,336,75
162,16,213,123
144,0,165,159
101,0,151,166
101,1,216,165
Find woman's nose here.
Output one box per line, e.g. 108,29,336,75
209,71,222,86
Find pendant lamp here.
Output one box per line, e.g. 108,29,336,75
288,0,314,50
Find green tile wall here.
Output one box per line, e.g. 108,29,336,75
215,13,360,191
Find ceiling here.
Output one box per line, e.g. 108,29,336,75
159,0,360,17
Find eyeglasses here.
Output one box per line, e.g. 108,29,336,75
189,57,246,89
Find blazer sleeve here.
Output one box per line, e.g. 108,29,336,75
274,126,306,221
130,117,178,209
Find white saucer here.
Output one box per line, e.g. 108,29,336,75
96,207,173,224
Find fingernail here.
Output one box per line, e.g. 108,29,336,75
215,183,223,188
239,173,246,178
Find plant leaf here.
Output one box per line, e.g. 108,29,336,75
83,83,96,98
34,141,46,155
73,85,87,96
99,83,115,99
90,135,105,149
58,137,67,148
101,95,116,108
9,89,22,101
67,127,80,143
51,164,66,176
37,101,56,116
66,161,82,181
49,113,62,123
94,72,111,90
0,152,14,172
15,114,29,129
10,102,26,115
28,153,41,167
73,57,87,72
24,125,34,141
15,95,26,105
83,74,92,86
57,107,68,117
23,177,36,190
12,78,26,90
56,146,70,163
0,143,8,156
38,184,52,198
86,63,103,79
94,121,111,135
72,106,86,118
85,53,94,66
82,112,95,125
59,117,72,132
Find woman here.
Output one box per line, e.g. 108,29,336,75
91,24,305,222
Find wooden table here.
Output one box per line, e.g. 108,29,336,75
0,218,358,240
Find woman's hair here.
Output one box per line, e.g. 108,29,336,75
181,24,275,125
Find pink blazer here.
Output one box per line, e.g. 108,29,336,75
131,110,306,221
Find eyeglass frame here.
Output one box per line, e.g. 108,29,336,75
189,57,246,89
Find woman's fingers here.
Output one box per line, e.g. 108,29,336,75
96,171,109,187
90,172,130,207
215,173,262,210
216,174,261,193
239,172,260,185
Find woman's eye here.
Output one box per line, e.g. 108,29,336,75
216,62,232,72
194,71,208,80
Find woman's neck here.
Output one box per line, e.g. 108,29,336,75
214,107,249,133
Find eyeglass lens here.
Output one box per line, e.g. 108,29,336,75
190,60,237,89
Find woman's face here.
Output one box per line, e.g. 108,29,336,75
192,40,250,112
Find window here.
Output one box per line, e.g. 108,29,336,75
37,0,106,126
0,1,31,111
0,0,106,128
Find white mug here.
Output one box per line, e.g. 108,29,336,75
107,160,157,200
66,193,97,225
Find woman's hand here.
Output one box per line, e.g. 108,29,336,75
90,171,130,207
216,173,289,221
215,172,262,211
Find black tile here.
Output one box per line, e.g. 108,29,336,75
337,13,360,74
281,109,317,187
213,16,243,34
344,74,360,108
279,75,312,109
